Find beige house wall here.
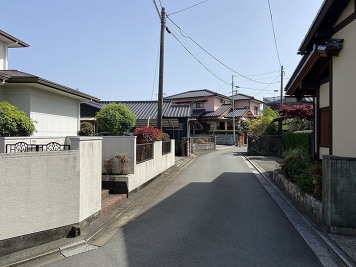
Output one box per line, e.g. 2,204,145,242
331,18,356,157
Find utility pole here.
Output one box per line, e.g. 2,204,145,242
280,65,284,108
232,75,236,146
157,7,166,130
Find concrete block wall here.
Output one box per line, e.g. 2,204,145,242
322,155,356,233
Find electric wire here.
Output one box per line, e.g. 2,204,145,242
152,0,161,19
151,44,160,100
168,0,208,16
254,76,280,97
267,0,282,67
167,16,280,85
169,31,228,84
158,0,163,8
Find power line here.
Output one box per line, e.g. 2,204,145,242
167,16,280,85
267,0,282,67
254,76,280,97
168,0,208,16
158,0,163,8
152,0,161,19
151,44,160,100
169,31,228,84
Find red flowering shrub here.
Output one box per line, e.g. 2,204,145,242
133,127,163,144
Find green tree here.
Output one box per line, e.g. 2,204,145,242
78,121,94,136
95,103,136,135
249,106,279,136
0,101,36,137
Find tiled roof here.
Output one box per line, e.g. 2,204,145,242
165,89,230,100
225,108,249,118
0,70,99,101
202,104,231,117
192,109,206,117
232,93,264,104
99,101,191,119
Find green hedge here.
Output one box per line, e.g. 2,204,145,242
282,131,311,152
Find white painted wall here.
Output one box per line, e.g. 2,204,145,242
70,137,102,221
130,140,175,192
101,136,136,174
1,84,81,136
0,151,80,240
0,137,102,241
101,140,175,192
319,82,329,108
332,18,356,157
0,42,7,70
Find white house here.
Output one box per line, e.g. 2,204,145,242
0,30,99,137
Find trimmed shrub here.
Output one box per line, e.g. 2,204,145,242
161,132,170,141
78,122,94,136
133,127,162,144
282,130,311,152
0,101,36,137
280,147,316,194
95,103,136,135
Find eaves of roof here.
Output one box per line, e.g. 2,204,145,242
285,40,343,96
233,93,265,104
165,89,230,100
298,0,349,54
0,70,99,101
0,30,29,48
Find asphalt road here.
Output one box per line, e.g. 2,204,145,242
45,147,328,267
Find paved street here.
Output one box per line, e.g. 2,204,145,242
44,147,334,267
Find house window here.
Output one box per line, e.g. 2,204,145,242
320,107,330,147
195,102,204,108
254,106,259,115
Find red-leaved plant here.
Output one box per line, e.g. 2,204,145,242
133,127,163,144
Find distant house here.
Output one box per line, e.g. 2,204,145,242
0,30,99,137
285,0,356,230
81,100,192,141
165,89,262,134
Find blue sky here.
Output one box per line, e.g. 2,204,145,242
1,0,323,101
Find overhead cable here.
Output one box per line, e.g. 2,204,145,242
267,0,282,67
167,16,279,85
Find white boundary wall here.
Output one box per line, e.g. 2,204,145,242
0,137,102,241
102,138,175,192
